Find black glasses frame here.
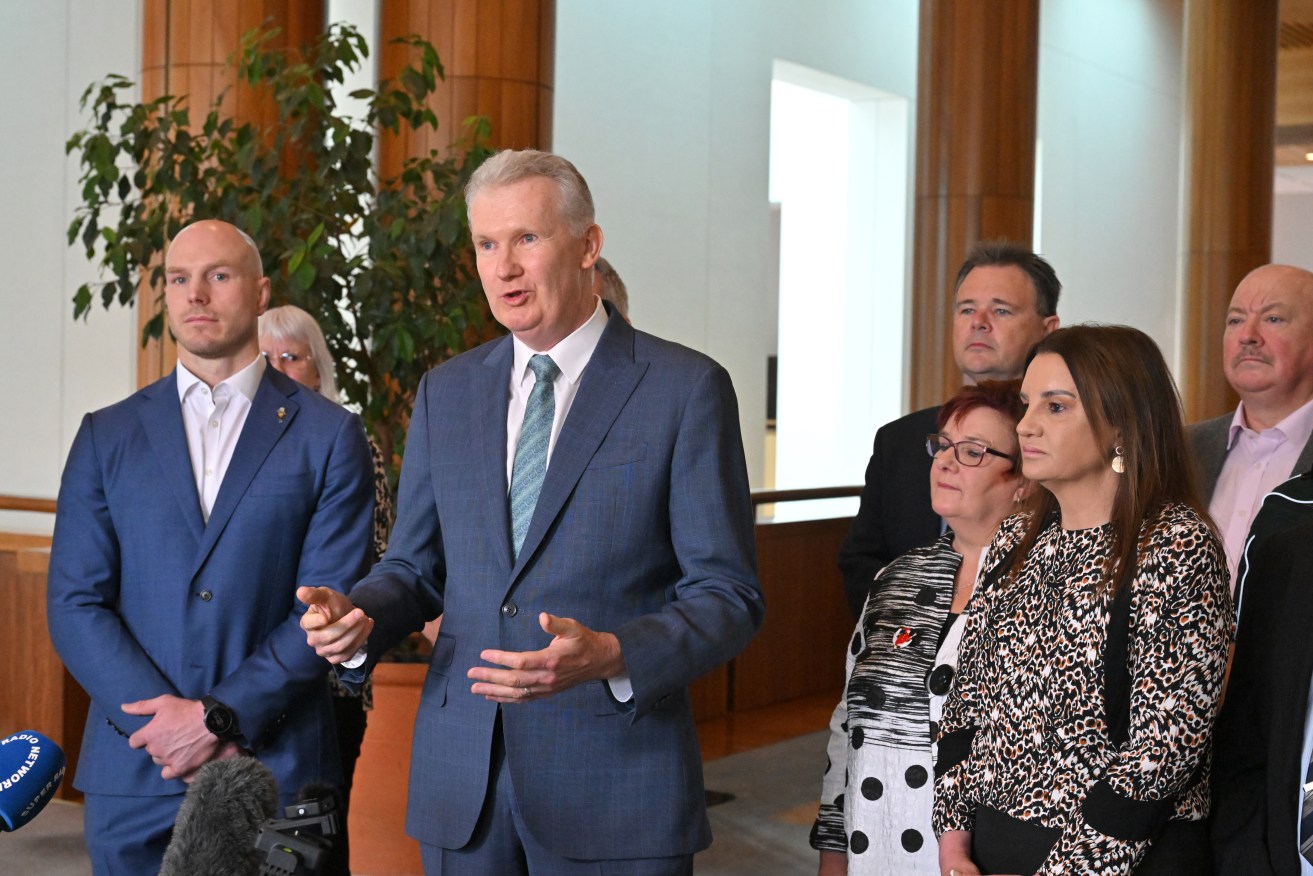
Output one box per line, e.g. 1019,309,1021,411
925,434,1015,467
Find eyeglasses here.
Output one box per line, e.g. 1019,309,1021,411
925,434,1015,467
263,351,311,364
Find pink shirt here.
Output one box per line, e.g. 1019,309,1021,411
1209,396,1313,590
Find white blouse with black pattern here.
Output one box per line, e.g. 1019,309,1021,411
813,532,965,874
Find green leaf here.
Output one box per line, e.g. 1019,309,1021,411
65,22,493,487
73,284,92,319
294,260,316,289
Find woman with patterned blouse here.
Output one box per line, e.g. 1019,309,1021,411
814,381,1029,875
933,325,1233,876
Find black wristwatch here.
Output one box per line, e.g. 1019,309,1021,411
201,695,241,741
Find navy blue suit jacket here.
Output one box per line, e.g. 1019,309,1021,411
347,308,764,859
47,366,375,798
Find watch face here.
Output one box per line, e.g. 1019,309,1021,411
205,702,236,737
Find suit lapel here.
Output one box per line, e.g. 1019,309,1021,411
475,339,515,571
190,369,299,579
510,313,647,580
1294,432,1313,477
137,373,205,544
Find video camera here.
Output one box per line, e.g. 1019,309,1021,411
254,789,340,876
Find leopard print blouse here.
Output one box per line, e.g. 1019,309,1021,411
932,503,1233,874
325,436,393,710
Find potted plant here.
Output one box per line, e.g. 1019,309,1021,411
65,22,495,483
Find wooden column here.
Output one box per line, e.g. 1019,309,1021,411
908,0,1041,411
377,0,555,174
1179,0,1279,422
136,0,325,387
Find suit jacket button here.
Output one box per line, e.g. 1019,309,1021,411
500,601,518,618
198,590,213,601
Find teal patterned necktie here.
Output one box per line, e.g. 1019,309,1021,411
509,354,560,559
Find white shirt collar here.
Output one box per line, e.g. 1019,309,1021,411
511,297,608,388
176,354,267,403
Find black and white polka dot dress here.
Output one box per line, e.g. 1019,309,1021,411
811,533,965,874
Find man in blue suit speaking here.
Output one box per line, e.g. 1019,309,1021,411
300,150,765,874
47,220,375,874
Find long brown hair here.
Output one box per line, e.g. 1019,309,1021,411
1007,324,1208,595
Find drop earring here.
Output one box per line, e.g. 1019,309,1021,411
1111,445,1125,474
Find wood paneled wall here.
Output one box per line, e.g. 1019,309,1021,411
0,536,87,802
378,0,556,173
909,0,1041,411
732,517,854,711
1178,0,1280,422
136,0,326,387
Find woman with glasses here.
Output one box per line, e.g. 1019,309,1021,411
934,325,1232,876
813,380,1028,876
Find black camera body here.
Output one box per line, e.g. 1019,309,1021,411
254,791,340,876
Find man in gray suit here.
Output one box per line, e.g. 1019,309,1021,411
1192,264,1313,588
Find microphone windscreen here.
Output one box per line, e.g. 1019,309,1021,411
0,730,66,832
159,755,279,876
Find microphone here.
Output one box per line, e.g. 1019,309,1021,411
0,729,66,832
159,755,279,876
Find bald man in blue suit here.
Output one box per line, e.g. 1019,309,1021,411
47,220,374,875
300,150,765,874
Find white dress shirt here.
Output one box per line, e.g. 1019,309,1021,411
504,297,609,483
176,355,265,522
504,298,632,700
1300,672,1313,874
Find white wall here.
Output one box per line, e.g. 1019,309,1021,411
553,0,919,488
1035,0,1185,365
0,0,141,534
1274,168,1313,273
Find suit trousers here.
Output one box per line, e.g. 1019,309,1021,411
420,711,693,876
83,791,182,876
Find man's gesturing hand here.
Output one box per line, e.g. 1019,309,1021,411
297,586,373,663
468,612,625,703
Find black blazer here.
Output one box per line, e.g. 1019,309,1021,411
1211,518,1313,875
836,405,942,618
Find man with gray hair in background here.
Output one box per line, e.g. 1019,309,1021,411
299,149,763,874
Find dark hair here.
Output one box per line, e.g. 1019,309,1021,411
937,379,1025,470
1007,324,1207,595
954,239,1061,318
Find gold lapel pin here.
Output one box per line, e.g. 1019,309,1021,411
277,406,286,422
